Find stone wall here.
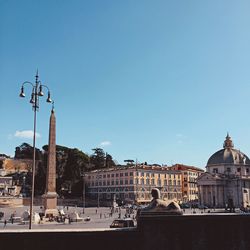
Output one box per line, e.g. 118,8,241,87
0,197,23,207
2,215,250,250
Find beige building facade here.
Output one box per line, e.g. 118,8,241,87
167,164,204,202
85,164,183,204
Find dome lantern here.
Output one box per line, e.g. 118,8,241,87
223,133,234,149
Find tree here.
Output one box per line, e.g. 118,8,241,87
124,159,135,165
90,148,106,169
43,145,90,196
15,143,42,160
105,153,115,168
11,143,116,197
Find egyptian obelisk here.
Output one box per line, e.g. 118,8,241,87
43,107,58,216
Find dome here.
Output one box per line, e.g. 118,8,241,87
207,134,250,166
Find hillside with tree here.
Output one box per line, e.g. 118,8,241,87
8,143,116,197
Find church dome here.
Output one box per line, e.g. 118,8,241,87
207,134,250,166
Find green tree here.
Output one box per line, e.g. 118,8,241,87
15,143,42,160
105,153,115,168
90,148,105,169
43,145,90,196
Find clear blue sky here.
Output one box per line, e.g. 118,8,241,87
1,0,250,169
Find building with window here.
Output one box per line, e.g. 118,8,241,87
85,164,183,204
167,164,204,202
197,134,250,208
0,176,18,196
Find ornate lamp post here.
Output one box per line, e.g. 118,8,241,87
81,170,86,214
19,71,52,229
97,175,100,208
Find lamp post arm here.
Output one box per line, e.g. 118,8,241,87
22,81,35,88
40,84,50,91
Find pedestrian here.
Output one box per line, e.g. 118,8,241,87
3,219,7,228
96,209,97,214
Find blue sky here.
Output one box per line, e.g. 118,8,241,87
1,0,250,168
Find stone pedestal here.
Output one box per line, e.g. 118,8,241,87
43,192,58,216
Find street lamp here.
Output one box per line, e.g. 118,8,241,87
97,175,100,208
19,71,53,229
81,171,86,214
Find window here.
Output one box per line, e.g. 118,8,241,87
107,174,110,178
120,173,123,177
141,172,144,176
116,173,119,177
120,180,123,185
247,168,249,173
151,179,155,185
103,175,106,178
103,181,106,186
111,174,114,177
116,180,119,185
141,179,144,185
130,172,133,176
227,167,231,172
125,172,128,176
125,180,128,185
213,168,218,174
237,168,241,172
164,180,167,185
107,181,110,185
129,179,133,184
111,181,114,185
157,179,161,186
146,179,150,185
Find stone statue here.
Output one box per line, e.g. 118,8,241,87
137,188,183,217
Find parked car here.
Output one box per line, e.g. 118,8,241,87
110,218,135,228
198,205,208,209
180,203,190,209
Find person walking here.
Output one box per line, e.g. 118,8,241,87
3,219,7,228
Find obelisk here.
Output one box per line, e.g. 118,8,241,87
43,107,58,216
